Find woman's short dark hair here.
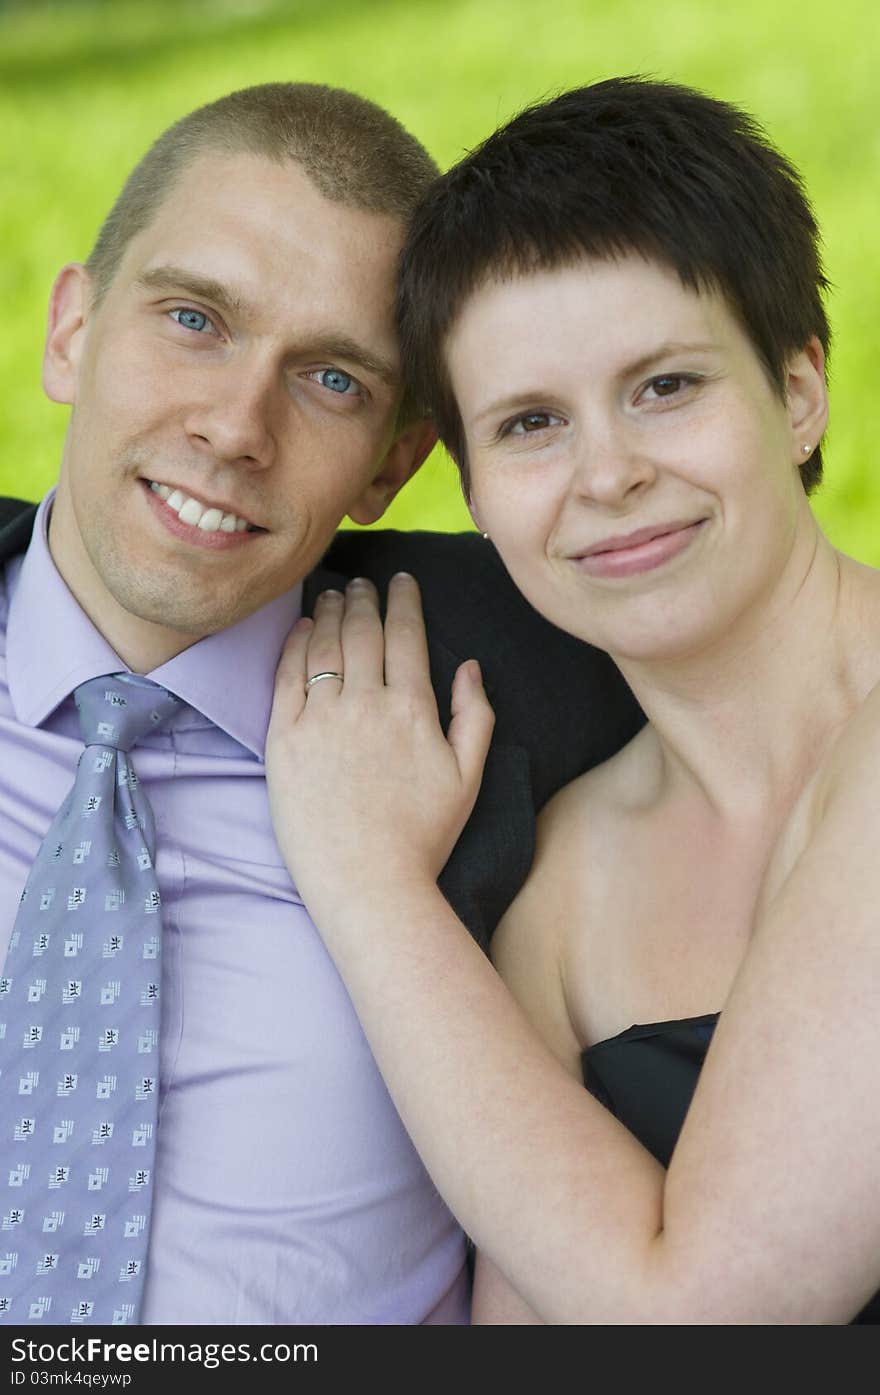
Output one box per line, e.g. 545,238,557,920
398,76,830,493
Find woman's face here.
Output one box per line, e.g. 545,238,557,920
446,255,826,664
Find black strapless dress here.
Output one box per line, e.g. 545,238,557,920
582,1013,879,1323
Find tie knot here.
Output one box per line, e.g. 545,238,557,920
74,674,182,751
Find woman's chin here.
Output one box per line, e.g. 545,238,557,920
536,600,724,669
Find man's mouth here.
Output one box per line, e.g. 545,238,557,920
145,480,263,534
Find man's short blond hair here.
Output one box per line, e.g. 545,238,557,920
86,82,439,303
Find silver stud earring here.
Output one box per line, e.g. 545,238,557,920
481,532,490,540
802,444,812,455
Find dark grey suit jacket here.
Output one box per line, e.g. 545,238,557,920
0,498,644,948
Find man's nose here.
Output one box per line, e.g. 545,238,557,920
184,365,276,469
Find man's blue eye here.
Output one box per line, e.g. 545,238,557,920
172,309,209,332
319,369,354,394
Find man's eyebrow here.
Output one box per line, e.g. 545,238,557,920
472,341,721,425
134,265,251,319
304,335,399,390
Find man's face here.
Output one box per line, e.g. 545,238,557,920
45,153,425,666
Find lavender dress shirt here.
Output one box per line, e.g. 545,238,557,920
0,493,468,1325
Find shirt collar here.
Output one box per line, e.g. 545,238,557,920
6,490,302,760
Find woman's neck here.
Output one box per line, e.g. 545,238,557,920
612,530,878,820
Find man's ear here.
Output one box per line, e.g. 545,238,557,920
786,336,828,467
347,416,438,526
43,263,92,406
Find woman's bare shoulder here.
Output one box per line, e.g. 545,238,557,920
764,561,880,888
758,674,880,914
820,674,880,809
539,723,658,834
491,726,658,1064
497,724,660,947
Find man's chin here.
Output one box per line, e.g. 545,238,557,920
117,592,241,639
102,566,250,642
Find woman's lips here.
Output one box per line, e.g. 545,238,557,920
573,520,707,578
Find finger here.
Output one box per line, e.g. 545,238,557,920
341,577,385,692
383,572,434,697
447,660,495,798
271,616,313,725
304,589,345,703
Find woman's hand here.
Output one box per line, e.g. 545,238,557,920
266,573,495,921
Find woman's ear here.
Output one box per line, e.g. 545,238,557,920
786,337,828,468
43,263,92,406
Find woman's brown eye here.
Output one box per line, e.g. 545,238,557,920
504,410,562,438
651,376,682,396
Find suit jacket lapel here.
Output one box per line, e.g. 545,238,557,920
0,500,37,561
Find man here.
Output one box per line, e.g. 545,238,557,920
0,83,642,1326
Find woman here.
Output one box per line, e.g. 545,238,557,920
265,78,880,1322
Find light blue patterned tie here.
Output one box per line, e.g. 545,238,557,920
0,674,181,1325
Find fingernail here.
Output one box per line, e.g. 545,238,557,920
391,571,414,583
466,659,482,684
317,589,343,605
347,577,370,590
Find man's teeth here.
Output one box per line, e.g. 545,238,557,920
149,481,252,533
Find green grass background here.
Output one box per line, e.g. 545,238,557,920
2,0,877,556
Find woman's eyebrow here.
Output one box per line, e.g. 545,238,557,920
471,390,555,426
622,340,722,376
470,341,722,424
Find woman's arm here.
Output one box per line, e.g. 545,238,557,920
472,836,586,1326
266,576,880,1323
472,1254,546,1324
